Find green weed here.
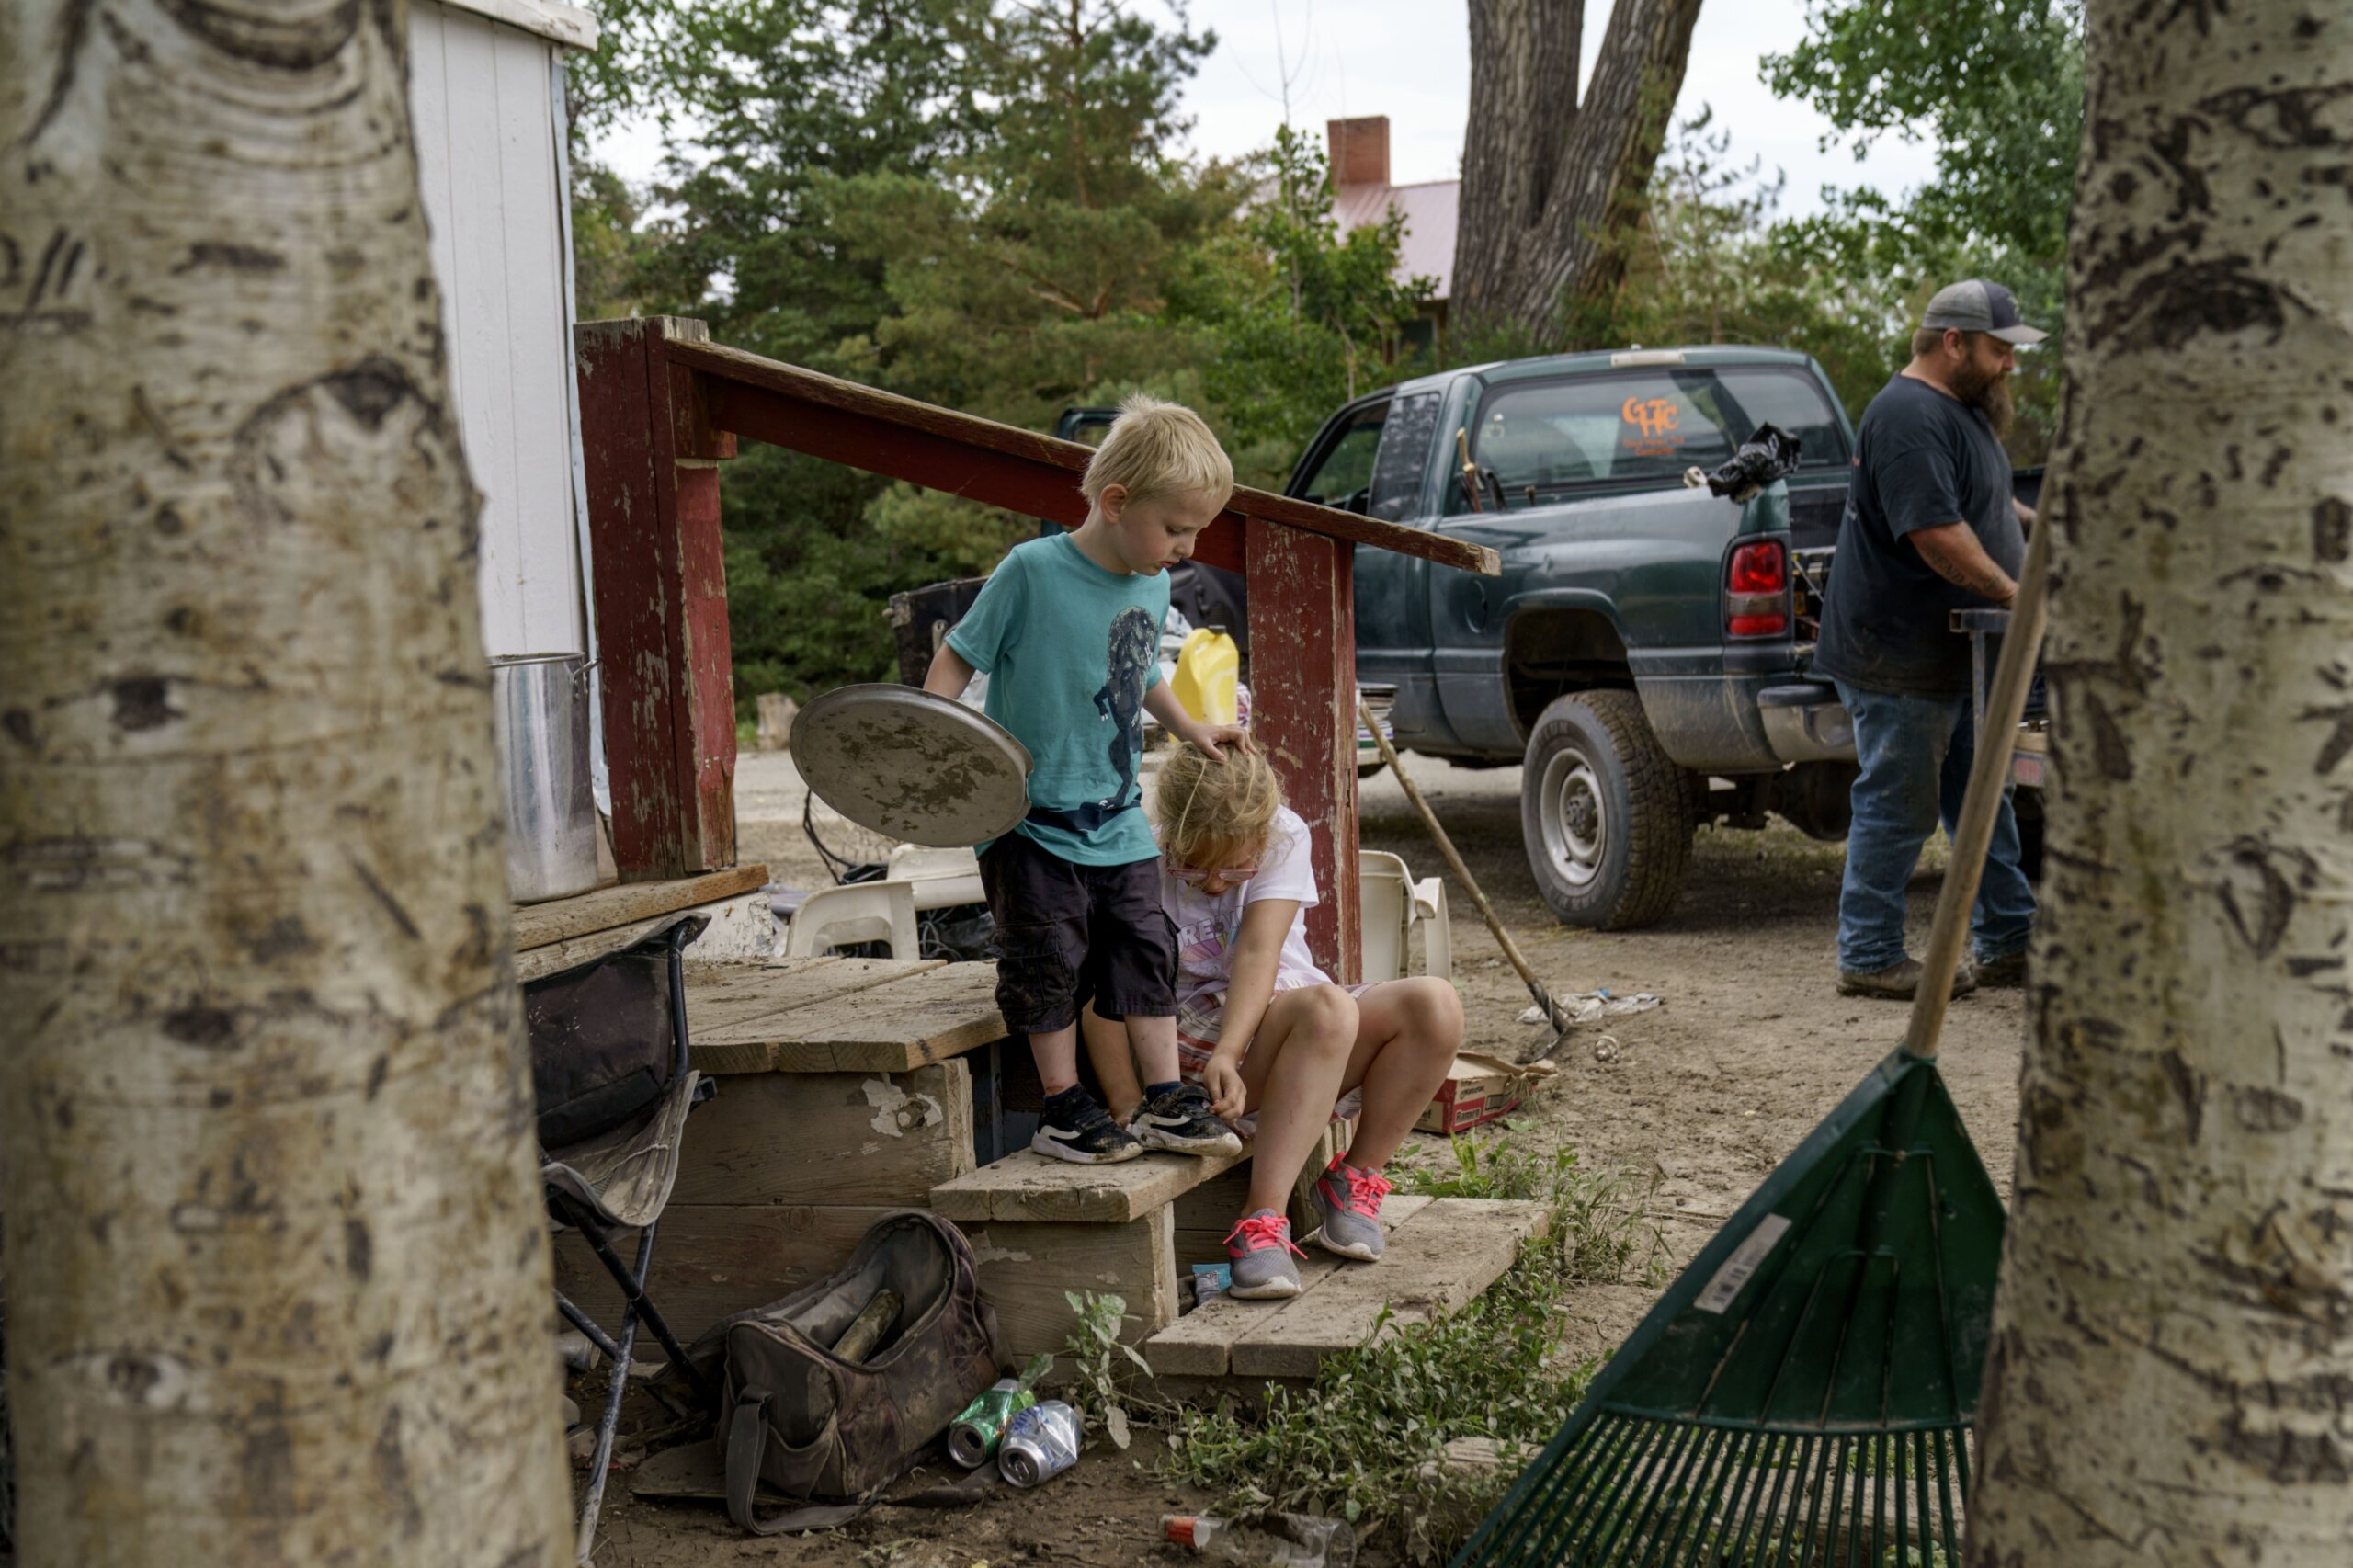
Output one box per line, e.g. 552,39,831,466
1062,1289,1149,1451
1162,1135,1669,1562
1394,1129,1669,1289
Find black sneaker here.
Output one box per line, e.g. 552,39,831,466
1128,1084,1244,1157
1031,1092,1145,1165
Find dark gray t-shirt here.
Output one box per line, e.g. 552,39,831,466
1813,373,2022,699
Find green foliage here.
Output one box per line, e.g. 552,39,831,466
573,1,1430,703
1062,1290,1149,1451
1163,1137,1665,1563
1762,0,2085,459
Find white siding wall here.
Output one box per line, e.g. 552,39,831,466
408,1,584,659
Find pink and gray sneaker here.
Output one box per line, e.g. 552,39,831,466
1224,1208,1305,1298
1307,1154,1392,1262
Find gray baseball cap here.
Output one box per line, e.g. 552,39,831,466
1922,279,2047,346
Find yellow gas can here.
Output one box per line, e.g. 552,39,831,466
1170,628,1240,726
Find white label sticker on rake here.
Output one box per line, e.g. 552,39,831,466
1694,1214,1791,1314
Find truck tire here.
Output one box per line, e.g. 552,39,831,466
1520,690,1694,930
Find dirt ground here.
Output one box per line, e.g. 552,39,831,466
586,748,2027,1566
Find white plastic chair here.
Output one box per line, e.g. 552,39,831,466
1411,872,1453,982
885,844,986,911
1358,851,1454,984
1359,852,1415,984
786,880,919,960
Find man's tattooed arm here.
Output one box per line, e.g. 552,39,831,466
1909,521,2018,604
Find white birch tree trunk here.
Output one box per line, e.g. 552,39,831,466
1968,1,2353,1562
0,2,571,1562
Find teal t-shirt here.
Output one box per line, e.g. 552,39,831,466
946,533,1169,866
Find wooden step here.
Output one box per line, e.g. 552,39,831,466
688,961,1004,1074
930,1142,1253,1224
1142,1197,1551,1381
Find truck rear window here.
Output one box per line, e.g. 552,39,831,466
1460,367,1848,508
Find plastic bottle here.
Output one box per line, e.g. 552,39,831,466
1171,628,1241,726
1162,1510,1357,1565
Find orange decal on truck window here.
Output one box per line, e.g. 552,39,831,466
1620,396,1681,439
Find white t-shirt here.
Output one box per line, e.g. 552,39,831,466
1161,806,1330,1010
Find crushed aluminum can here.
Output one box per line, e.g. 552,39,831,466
948,1378,1038,1469
998,1399,1082,1487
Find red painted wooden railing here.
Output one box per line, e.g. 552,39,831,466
574,315,1499,982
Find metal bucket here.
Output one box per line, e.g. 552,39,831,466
491,653,600,904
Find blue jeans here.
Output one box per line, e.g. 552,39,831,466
1833,681,2036,974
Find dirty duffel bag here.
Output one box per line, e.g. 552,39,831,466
682,1209,1002,1535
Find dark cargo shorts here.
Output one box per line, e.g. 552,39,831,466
978,832,1176,1033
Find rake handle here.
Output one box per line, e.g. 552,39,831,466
1904,520,2051,1060
1357,695,1569,1034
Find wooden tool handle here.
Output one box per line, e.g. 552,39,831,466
1358,697,1567,1032
1904,522,2051,1060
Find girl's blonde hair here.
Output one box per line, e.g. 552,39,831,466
1156,742,1282,869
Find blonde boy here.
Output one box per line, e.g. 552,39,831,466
924,397,1253,1164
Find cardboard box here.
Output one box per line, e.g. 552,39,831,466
1415,1052,1557,1136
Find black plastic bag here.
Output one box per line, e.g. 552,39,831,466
1697,424,1802,502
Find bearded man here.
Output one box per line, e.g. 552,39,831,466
1813,280,2045,999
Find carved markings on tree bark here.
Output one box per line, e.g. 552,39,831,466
1968,3,2353,1564
1,3,571,1562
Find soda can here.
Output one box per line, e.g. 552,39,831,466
947,1378,1038,1469
997,1400,1081,1487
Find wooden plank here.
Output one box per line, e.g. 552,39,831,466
683,957,945,1036
930,1142,1251,1225
551,1202,899,1342
961,1207,1178,1362
512,864,768,950
690,962,1006,1074
674,337,1500,578
1249,520,1359,983
576,315,739,881
669,1062,972,1207
517,911,682,984
1145,1196,1435,1379
1226,1198,1550,1380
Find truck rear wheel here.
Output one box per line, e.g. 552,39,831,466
1521,690,1693,929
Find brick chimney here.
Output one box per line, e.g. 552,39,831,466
1326,116,1390,188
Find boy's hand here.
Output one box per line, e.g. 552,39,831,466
1186,722,1255,761
1202,1054,1248,1122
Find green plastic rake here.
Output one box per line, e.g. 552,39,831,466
1456,528,2050,1568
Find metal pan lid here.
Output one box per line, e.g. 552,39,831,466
793,684,1032,848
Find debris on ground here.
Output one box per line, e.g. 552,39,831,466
1518,990,1664,1027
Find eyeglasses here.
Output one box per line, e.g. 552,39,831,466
1170,860,1260,887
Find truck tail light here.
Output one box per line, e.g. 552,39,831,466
1726,540,1789,638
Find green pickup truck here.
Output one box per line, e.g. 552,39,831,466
1287,347,1868,929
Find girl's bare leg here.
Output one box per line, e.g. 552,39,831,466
1235,985,1358,1214
1335,978,1463,1172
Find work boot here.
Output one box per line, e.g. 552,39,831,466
1032,1088,1145,1164
1129,1083,1244,1158
1974,949,2029,987
1836,956,1976,1001
1307,1153,1392,1262
1224,1209,1305,1299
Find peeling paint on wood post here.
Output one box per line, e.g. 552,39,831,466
574,316,738,880
1247,520,1361,983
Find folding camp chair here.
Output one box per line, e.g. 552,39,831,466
524,913,720,1562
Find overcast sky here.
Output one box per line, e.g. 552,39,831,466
591,0,1945,221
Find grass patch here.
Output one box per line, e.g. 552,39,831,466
1159,1133,1668,1563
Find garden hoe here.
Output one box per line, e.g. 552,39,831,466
1453,522,2051,1567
